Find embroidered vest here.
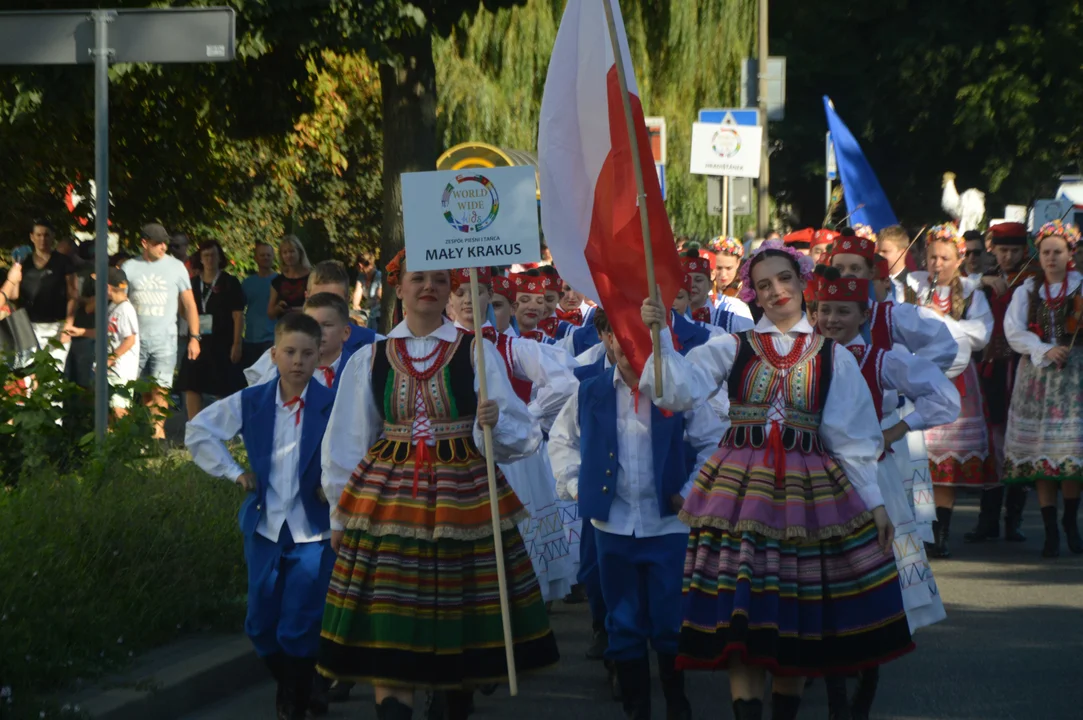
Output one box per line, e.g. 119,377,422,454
981,272,1021,362
870,301,894,353
1026,282,1082,346
495,333,533,404
724,331,834,455
848,344,886,423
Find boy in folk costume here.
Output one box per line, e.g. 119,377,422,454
447,266,579,604
303,293,354,392
902,226,994,558
549,308,725,720
1002,221,1083,558
638,241,912,720
186,312,336,720
556,278,596,327
876,225,914,302
810,228,839,265
318,252,558,720
963,222,1033,544
814,268,958,720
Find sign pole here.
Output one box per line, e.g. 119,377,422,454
722,176,730,237
92,9,114,444
468,268,519,696
601,0,663,393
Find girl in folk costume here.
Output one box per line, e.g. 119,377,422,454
815,268,957,720
555,278,596,328
831,230,962,543
711,237,756,326
536,265,578,341
490,275,515,334
902,225,993,558
639,240,913,720
512,271,559,344
447,267,579,603
682,250,746,332
1003,221,1083,558
318,253,559,720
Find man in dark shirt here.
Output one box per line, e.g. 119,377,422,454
64,242,98,388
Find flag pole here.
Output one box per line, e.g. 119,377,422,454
601,0,664,393
468,267,519,696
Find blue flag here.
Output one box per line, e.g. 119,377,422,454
823,96,898,232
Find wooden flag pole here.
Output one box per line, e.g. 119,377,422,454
468,267,519,696
601,0,664,393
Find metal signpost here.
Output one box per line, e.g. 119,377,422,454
0,8,235,444
699,109,759,237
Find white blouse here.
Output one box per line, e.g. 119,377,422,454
320,319,541,529
871,300,959,376
905,272,993,374
638,314,886,511
1004,271,1083,367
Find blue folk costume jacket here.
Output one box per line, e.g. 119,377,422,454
237,378,335,538
576,365,691,523
344,322,378,353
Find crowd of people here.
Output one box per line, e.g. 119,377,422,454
5,214,1079,720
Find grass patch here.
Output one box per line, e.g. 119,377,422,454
0,451,247,716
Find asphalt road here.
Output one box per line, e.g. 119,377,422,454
186,496,1083,719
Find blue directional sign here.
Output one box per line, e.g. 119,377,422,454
656,163,666,200
698,108,760,127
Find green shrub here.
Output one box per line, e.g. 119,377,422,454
0,454,247,714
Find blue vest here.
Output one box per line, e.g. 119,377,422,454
574,352,607,382
344,322,377,352
329,344,359,393
571,323,602,356
671,310,711,354
576,366,689,522
238,378,334,538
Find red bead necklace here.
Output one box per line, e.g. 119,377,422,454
1044,277,1068,311
395,338,452,381
757,333,807,370
930,286,952,316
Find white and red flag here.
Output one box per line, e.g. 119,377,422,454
538,0,682,375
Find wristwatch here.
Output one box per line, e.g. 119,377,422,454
191,334,202,341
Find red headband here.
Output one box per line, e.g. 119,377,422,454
512,273,546,296
833,235,876,260
492,275,515,302
451,267,493,289
816,276,869,304
803,273,821,304
681,256,711,277
812,229,839,249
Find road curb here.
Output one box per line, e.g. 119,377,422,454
67,635,264,720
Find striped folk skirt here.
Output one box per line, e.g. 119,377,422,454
925,363,994,487
318,437,559,688
676,444,914,676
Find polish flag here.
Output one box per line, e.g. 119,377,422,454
538,0,682,375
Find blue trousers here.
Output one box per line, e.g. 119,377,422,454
243,523,335,658
595,529,686,661
578,520,607,627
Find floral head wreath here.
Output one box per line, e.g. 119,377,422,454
928,224,966,256
709,235,744,258
1036,220,1082,250
853,224,878,243
385,249,406,287
736,239,815,303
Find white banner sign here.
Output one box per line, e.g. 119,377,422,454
402,166,541,271
689,122,763,178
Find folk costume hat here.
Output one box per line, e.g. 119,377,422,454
512,273,546,296
451,267,493,291
812,228,840,250
987,222,1028,247
682,255,712,278
1035,220,1081,250
816,276,870,305
710,235,745,258
833,232,876,260
803,271,821,304
783,227,815,250
852,224,878,243
928,224,966,255
492,275,516,302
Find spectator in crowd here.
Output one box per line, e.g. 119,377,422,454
1,219,78,369
64,241,98,388
170,232,198,278
241,240,278,369
268,234,311,320
963,230,989,276
350,253,382,330
103,268,139,421
123,223,201,440
176,240,245,420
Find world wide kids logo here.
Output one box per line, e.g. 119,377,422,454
711,127,742,159
442,174,500,233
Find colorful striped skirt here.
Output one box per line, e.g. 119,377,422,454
925,363,993,487
318,437,559,688
1003,350,1083,483
676,444,914,675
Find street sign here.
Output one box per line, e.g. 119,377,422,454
689,122,762,178
707,176,723,216
731,177,752,215
826,132,837,181
644,117,667,165
740,57,786,120
655,163,666,200
0,7,235,445
0,9,235,65
698,108,760,127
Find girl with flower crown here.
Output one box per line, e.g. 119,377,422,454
710,236,756,326
902,225,993,559
317,251,559,720
1002,221,1083,558
638,241,913,720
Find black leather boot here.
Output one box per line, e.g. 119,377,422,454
770,692,802,720
1041,506,1060,558
263,654,288,718
964,487,1003,542
656,653,692,720
824,674,851,720
930,506,953,558
1004,485,1027,542
850,666,879,720
732,698,764,720
614,656,652,719
376,697,414,720
285,657,316,720
446,690,474,720
1063,498,1083,554
604,658,622,701
586,622,608,660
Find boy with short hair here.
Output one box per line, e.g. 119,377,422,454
549,308,724,720
303,292,353,391
186,312,336,720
